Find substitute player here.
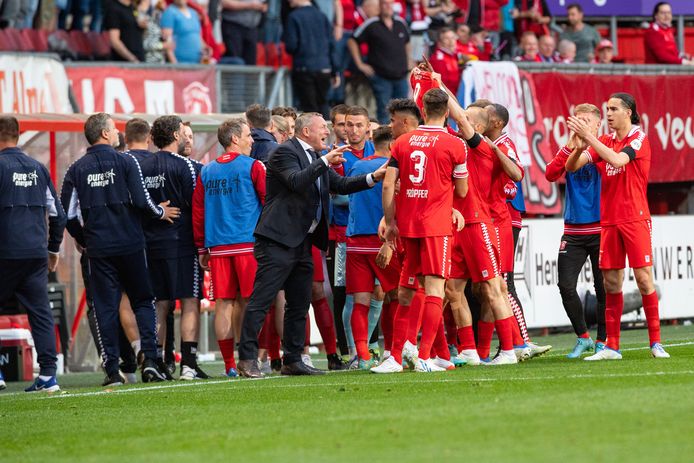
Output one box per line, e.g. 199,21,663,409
346,126,402,370
566,92,669,360
545,103,606,358
193,118,266,376
380,88,468,373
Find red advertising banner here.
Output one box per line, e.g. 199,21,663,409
66,66,216,115
525,72,694,184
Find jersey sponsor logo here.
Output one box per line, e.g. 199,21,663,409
144,172,166,189
12,170,38,187
87,169,116,187
205,176,241,196
605,163,625,177
408,133,440,148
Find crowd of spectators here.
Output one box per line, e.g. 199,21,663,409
0,1,691,116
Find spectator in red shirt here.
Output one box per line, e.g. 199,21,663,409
512,0,551,38
429,27,463,91
644,2,693,65
514,30,541,62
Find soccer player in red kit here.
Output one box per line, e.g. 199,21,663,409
566,92,669,360
380,88,468,373
445,105,519,365
483,103,552,360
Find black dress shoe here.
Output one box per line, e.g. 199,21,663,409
327,353,348,371
280,361,326,376
238,359,264,379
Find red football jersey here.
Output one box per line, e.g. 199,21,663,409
489,133,523,222
409,70,441,115
586,126,651,225
456,133,499,223
391,126,468,237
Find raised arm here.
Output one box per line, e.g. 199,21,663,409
567,116,630,168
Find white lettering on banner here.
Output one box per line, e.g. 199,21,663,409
544,104,694,156
516,217,694,329
145,80,174,115
0,55,72,113
183,81,213,114
80,78,95,114
104,78,135,114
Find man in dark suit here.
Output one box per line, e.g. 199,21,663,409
237,112,386,377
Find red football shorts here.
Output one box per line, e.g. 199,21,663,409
599,220,653,270
495,221,515,274
397,249,419,289
312,246,325,282
209,253,257,300
402,236,452,279
346,251,401,294
450,222,500,282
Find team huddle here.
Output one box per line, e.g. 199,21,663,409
0,66,670,391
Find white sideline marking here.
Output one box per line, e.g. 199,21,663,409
2,341,691,400
544,340,694,358
28,368,694,399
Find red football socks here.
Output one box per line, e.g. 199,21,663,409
312,297,337,355
381,300,397,352
351,302,371,360
579,332,591,339
418,295,444,361
605,292,624,351
407,289,425,343
642,291,661,345
494,316,514,352
457,325,476,352
443,306,457,345
477,320,495,359
390,302,412,364
510,314,525,346
433,319,451,361
218,338,236,371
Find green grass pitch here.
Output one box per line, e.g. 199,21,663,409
2,325,694,463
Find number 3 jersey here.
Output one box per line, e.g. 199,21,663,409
389,125,468,238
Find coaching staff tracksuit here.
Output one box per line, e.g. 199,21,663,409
61,141,173,383
0,144,66,391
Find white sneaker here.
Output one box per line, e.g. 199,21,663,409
121,372,137,384
527,342,552,358
301,354,315,368
414,358,446,372
179,365,201,380
584,347,622,361
382,350,391,361
432,357,455,371
483,350,518,365
402,340,419,369
370,356,404,374
514,345,532,362
650,343,670,358
455,349,481,366
259,359,272,375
